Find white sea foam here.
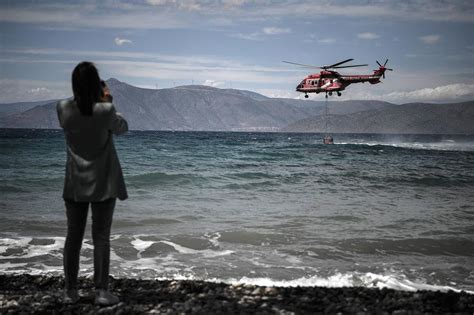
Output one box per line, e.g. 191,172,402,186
132,238,155,252
0,237,64,259
10,258,462,293
1,257,471,293
387,142,474,151
204,232,222,247
0,261,28,269
339,141,474,152
131,238,155,258
1,237,471,293
0,237,32,254
159,240,234,258
26,238,65,258
224,273,473,294
110,248,124,262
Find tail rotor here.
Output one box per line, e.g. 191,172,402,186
375,59,393,79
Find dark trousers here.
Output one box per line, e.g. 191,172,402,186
63,198,116,290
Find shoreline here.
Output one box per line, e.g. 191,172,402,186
1,274,473,314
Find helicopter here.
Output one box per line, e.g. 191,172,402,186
283,58,392,98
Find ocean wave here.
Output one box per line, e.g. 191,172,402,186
159,240,234,258
316,215,364,223
0,237,65,269
335,238,474,256
223,272,472,293
128,236,234,259
113,218,183,229
0,184,29,193
0,219,65,235
222,181,280,190
224,172,276,180
338,142,474,152
384,175,473,187
128,172,208,186
1,235,473,293
1,266,468,294
218,230,293,246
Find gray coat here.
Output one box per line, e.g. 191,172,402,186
57,100,128,202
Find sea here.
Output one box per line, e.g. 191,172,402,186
1,129,473,293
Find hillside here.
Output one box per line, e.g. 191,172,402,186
0,78,471,134
0,100,55,117
0,78,391,131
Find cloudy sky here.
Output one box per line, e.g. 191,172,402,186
1,0,473,103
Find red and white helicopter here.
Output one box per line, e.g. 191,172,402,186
283,58,392,98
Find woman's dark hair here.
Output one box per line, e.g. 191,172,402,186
71,61,102,116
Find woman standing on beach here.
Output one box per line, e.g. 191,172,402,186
57,61,128,305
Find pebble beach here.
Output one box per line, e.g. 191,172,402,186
1,274,473,314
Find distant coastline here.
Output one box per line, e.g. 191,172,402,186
0,79,473,134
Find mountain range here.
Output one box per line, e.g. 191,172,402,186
0,78,472,134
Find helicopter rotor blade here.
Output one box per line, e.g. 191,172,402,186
283,59,369,70
325,58,354,69
332,64,368,69
282,61,321,69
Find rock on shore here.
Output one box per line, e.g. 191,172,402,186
1,274,473,314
